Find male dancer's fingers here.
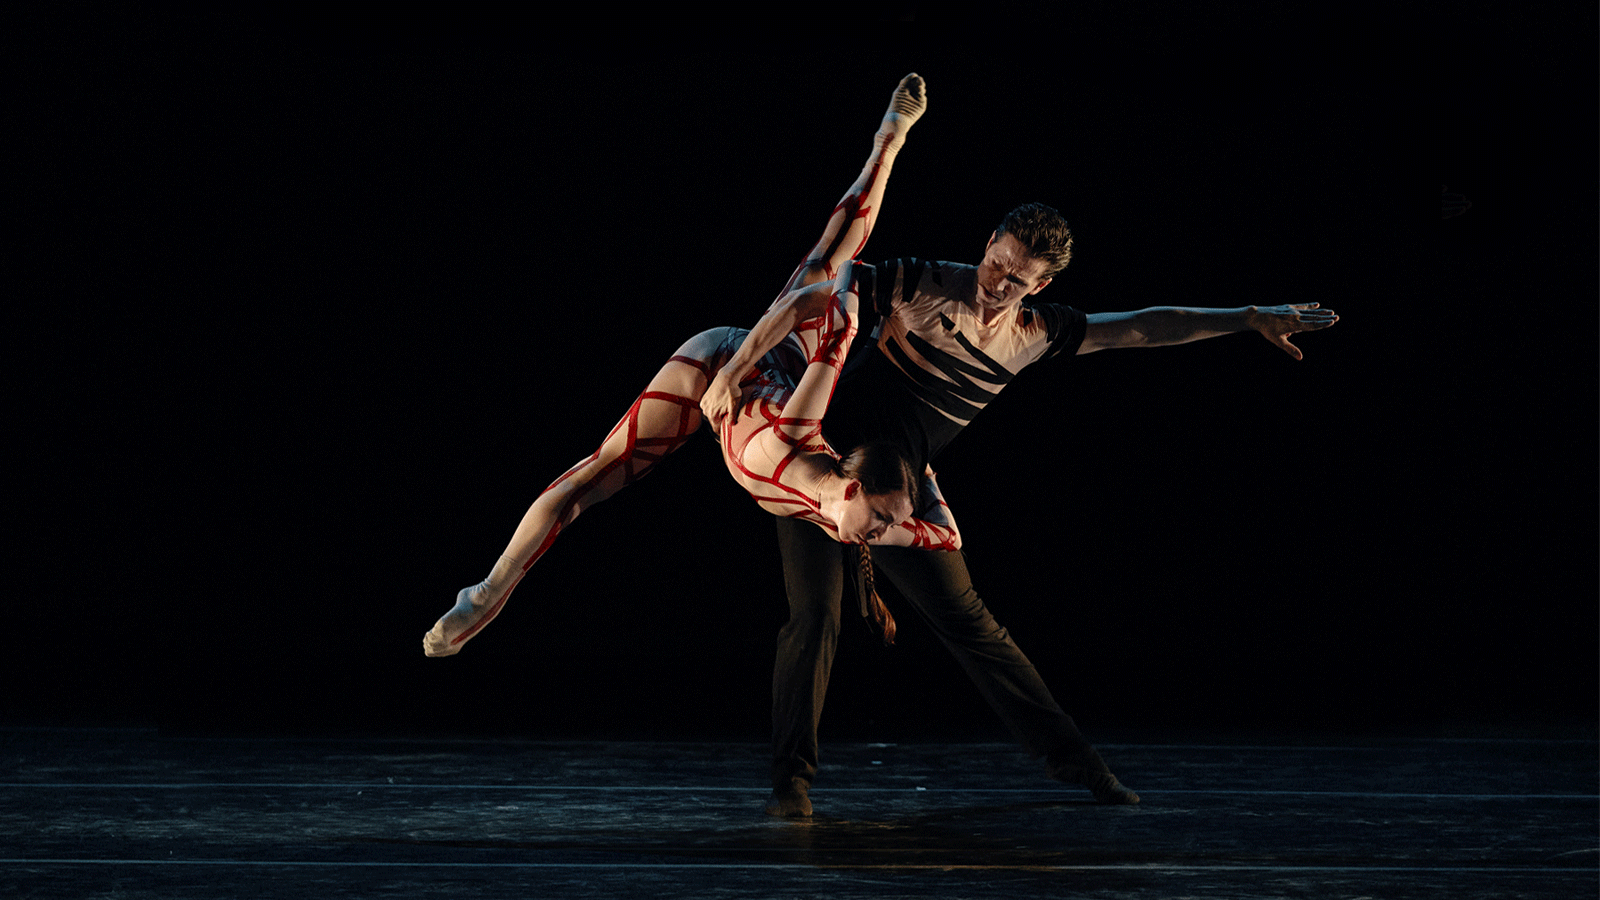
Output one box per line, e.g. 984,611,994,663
1286,303,1339,318
1270,332,1305,360
1294,310,1339,331
1267,305,1338,335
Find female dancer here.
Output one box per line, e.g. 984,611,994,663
424,74,955,658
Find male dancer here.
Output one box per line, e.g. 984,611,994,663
700,78,1338,817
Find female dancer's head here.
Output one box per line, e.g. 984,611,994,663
828,442,920,543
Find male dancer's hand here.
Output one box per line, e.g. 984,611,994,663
1245,303,1339,361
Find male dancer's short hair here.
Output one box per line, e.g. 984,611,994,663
996,202,1074,277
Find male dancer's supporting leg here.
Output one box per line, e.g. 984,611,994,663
868,544,1139,804
770,518,1138,813
763,74,926,817
770,516,848,816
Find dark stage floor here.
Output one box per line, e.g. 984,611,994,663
2,728,1594,899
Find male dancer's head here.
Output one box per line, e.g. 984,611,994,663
973,202,1073,319
996,202,1074,274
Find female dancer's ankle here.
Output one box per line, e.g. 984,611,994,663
422,556,522,657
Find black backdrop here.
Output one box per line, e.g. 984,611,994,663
14,7,1596,742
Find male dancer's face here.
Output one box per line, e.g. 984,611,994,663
974,233,1053,314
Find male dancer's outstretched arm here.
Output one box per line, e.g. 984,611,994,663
1080,304,1338,360
975,222,1338,359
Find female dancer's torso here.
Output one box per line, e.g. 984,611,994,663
708,296,856,539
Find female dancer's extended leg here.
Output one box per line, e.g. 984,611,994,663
777,73,925,295
425,75,927,658
424,328,738,657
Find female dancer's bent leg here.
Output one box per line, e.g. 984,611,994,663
424,328,737,657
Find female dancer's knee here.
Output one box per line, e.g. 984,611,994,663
673,327,740,367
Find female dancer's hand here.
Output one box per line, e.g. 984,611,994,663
700,370,744,426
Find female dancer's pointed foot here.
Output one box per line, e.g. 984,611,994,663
885,73,927,132
422,585,491,658
873,73,926,161
422,624,457,657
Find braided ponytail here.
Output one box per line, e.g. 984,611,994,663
855,544,896,646
833,441,917,647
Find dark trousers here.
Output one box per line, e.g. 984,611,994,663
771,516,1110,789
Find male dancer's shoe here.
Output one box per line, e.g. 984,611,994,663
1047,746,1141,804
1079,771,1141,805
765,778,813,817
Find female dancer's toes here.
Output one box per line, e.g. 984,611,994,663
886,73,927,130
874,73,926,159
422,623,457,657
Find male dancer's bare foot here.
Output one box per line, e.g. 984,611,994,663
765,778,813,817
1046,745,1141,804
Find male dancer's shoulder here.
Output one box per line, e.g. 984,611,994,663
868,257,976,313
1019,299,1089,362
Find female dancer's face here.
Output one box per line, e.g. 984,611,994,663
833,487,914,544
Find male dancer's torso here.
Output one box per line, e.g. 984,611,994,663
820,258,1088,477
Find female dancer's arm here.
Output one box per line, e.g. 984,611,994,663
716,264,860,525
765,263,861,449
872,467,961,550
711,279,832,401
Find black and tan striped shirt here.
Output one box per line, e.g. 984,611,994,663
822,258,1087,470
